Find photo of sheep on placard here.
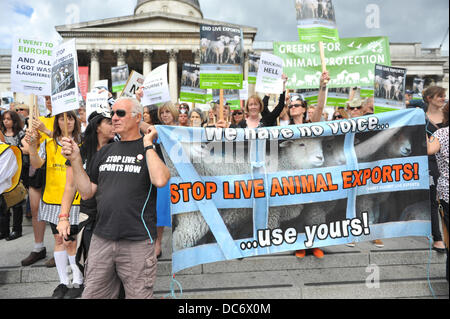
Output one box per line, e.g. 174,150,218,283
200,24,243,66
295,0,336,24
374,64,407,105
181,63,201,89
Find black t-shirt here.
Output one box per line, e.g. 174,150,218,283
89,138,161,241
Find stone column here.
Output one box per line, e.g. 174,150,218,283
167,49,179,104
89,49,100,90
114,49,127,66
141,49,153,77
244,50,250,81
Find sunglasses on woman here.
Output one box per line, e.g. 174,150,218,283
233,111,243,115
333,115,343,119
348,106,362,110
289,103,304,109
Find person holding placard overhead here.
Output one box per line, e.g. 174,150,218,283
21,96,56,267
231,74,288,129
25,111,83,299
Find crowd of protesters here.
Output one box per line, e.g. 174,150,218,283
1,71,448,299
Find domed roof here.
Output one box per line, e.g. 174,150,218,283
135,0,202,14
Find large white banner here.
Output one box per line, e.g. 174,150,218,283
50,39,80,116
11,36,55,96
142,64,171,106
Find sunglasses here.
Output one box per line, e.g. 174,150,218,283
233,111,243,115
289,103,305,109
333,115,343,119
348,106,362,110
111,109,135,118
16,109,27,111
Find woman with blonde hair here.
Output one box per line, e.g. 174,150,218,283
158,102,178,126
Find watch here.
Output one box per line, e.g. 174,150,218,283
144,144,156,153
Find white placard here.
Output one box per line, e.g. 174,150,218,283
86,91,109,121
10,36,56,96
255,52,283,95
50,39,80,116
142,64,171,106
121,71,145,98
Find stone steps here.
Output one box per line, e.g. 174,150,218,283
0,222,448,299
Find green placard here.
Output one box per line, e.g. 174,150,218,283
274,36,391,89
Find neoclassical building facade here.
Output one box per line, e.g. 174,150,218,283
0,0,448,104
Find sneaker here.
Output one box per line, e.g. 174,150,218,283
51,284,69,299
64,284,84,299
295,250,306,259
45,257,56,268
312,248,324,259
373,239,384,248
21,248,46,266
346,242,356,248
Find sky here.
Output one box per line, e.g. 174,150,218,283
0,0,448,52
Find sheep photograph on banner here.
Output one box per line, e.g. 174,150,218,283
156,108,431,273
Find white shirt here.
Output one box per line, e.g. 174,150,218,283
0,145,18,194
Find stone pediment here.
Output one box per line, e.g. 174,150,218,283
56,11,257,37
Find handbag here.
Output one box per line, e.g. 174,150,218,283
3,182,27,209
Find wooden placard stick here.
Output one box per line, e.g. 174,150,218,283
0,130,5,143
319,42,328,84
63,112,69,137
219,88,224,121
29,94,35,130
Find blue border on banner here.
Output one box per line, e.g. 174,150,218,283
156,108,430,274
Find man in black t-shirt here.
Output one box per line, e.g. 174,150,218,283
61,97,170,299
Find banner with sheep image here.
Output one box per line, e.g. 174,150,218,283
199,24,244,90
274,36,391,90
156,108,431,274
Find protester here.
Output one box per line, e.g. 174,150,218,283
346,95,384,248
20,96,55,267
231,75,287,129
143,106,152,125
204,107,216,127
294,71,329,259
25,110,82,298
0,141,22,241
178,107,190,127
61,97,170,299
332,108,349,120
158,102,178,126
362,97,374,115
206,101,231,128
230,108,245,127
427,102,449,281
0,110,25,240
57,109,115,298
15,104,30,129
423,86,447,253
278,102,290,126
346,97,365,118
189,108,205,127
